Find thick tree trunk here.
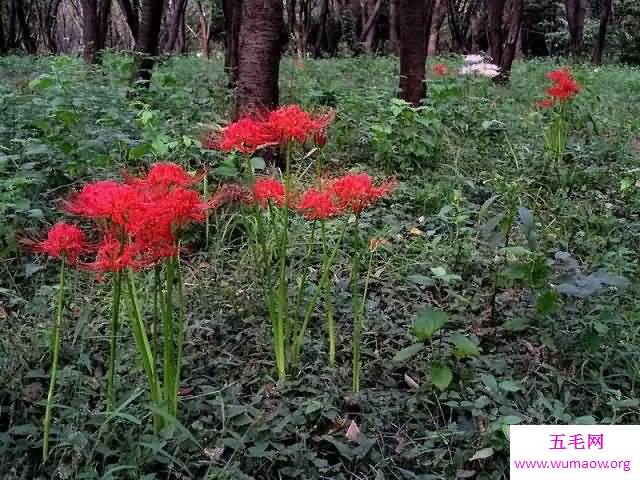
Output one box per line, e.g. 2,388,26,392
117,0,139,41
133,0,164,85
81,0,112,64
398,0,427,106
487,0,506,65
592,0,612,65
223,0,242,87
427,0,446,56
165,0,188,52
287,0,296,38
0,5,6,53
496,0,522,83
565,0,585,57
388,0,399,54
314,0,329,57
15,0,37,53
234,0,283,118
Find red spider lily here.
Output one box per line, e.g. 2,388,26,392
84,236,139,272
139,162,203,191
329,173,397,214
65,181,142,228
433,63,450,76
545,68,580,103
252,178,286,209
297,188,343,220
36,222,88,264
265,105,334,146
203,117,278,154
209,183,252,209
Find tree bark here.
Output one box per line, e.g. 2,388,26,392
165,0,189,52
388,0,399,54
133,0,164,85
565,0,585,57
117,0,139,41
15,0,37,53
314,0,329,56
361,0,383,52
398,0,427,106
234,0,283,118
487,0,506,65
592,0,612,65
223,0,242,87
81,0,112,64
427,0,446,56
496,0,522,83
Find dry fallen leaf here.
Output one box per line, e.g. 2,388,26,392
409,227,423,236
404,373,420,390
345,420,361,443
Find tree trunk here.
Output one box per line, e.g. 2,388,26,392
117,0,139,41
496,0,522,83
81,0,112,64
133,0,164,85
223,0,242,87
287,0,296,38
388,0,399,54
592,0,612,65
314,0,329,56
427,0,446,56
15,0,37,53
565,0,585,57
166,0,188,52
398,0,427,106
487,0,506,65
361,0,382,52
196,0,211,58
234,0,283,118
0,5,6,53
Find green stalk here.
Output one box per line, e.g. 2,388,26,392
173,253,185,417
321,221,336,367
292,221,317,335
152,265,161,358
353,248,374,393
162,258,176,416
276,143,292,378
106,270,122,413
43,257,66,462
291,219,348,367
124,269,162,432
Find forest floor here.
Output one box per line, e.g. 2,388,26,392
1,54,640,479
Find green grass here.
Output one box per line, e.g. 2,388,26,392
1,53,640,479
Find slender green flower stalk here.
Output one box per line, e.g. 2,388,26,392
42,258,66,462
321,221,336,367
352,242,375,393
106,270,122,413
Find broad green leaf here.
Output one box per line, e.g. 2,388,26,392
428,363,453,391
412,307,448,341
393,343,424,363
450,333,480,358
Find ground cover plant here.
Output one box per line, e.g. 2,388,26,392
1,53,640,480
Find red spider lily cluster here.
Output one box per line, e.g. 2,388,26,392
537,68,581,108
204,105,334,154
432,63,450,77
246,173,397,219
37,163,207,272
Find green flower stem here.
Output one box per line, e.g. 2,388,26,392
152,265,161,359
173,253,185,417
124,269,162,432
276,143,292,377
163,258,177,416
42,257,66,462
321,221,336,367
291,219,348,367
292,220,317,335
106,270,122,413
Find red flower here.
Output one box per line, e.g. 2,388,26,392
203,117,277,154
329,173,397,214
142,162,202,190
85,236,138,272
297,188,343,220
36,222,87,264
265,105,334,146
65,180,142,228
545,68,580,103
252,178,286,208
433,63,450,76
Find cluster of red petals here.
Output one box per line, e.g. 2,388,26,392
203,117,277,154
204,105,334,154
36,222,88,264
433,63,450,76
297,188,343,220
43,162,208,273
537,68,580,108
328,173,397,214
252,178,286,209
